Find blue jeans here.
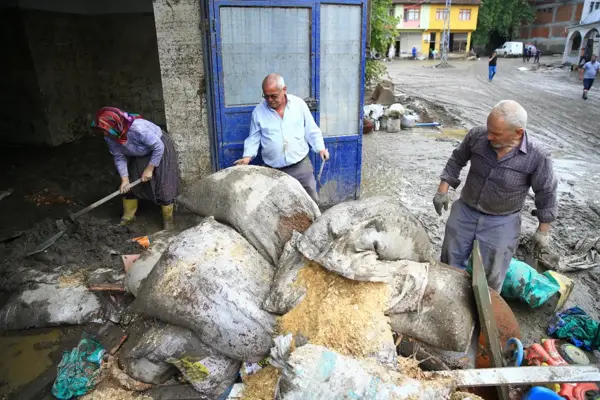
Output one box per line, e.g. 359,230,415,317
489,66,497,81
441,199,521,292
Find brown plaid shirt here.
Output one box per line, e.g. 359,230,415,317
441,126,558,223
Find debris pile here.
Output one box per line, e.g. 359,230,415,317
1,166,483,399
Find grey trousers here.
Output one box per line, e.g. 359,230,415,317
441,199,521,292
276,156,319,204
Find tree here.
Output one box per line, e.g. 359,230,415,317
370,0,399,54
367,0,399,84
472,0,535,47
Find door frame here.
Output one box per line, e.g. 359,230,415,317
207,0,367,202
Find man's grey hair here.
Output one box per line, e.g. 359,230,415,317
263,74,285,90
490,100,528,130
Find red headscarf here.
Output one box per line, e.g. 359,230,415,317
91,107,141,144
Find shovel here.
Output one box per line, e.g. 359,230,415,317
25,179,142,257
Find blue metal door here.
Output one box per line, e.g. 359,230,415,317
208,0,366,206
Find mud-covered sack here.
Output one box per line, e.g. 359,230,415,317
121,321,240,396
297,196,433,282
277,344,455,399
133,217,276,361
390,263,476,353
0,283,104,330
263,236,429,316
125,230,176,297
177,166,320,265
262,231,307,315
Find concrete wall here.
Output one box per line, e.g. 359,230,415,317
153,0,212,187
520,1,585,54
0,7,49,145
0,0,166,146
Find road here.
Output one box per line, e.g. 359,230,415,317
361,57,600,344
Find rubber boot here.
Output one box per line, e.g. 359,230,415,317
120,198,138,226
161,204,174,231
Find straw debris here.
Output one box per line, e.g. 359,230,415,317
241,366,281,400
278,262,393,358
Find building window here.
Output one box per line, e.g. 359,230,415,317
596,2,600,10
590,2,599,13
436,8,449,20
459,9,471,20
405,8,420,21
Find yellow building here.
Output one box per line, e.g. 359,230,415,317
392,0,480,57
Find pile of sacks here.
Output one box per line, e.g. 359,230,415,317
91,166,480,397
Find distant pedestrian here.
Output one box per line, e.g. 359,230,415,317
581,54,600,100
433,48,438,59
523,47,527,63
488,51,498,81
412,46,417,60
527,47,532,62
534,49,541,63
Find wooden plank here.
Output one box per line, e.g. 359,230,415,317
472,240,509,400
426,365,600,387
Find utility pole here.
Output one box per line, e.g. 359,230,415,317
439,0,452,67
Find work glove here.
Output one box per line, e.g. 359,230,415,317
532,231,550,255
433,192,450,216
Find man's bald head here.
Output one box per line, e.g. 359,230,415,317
262,74,287,109
262,74,285,91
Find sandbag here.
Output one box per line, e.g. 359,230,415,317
390,263,476,353
278,344,455,399
177,166,320,265
0,284,104,330
262,231,307,315
133,217,276,361
120,321,240,396
297,196,433,282
125,231,176,297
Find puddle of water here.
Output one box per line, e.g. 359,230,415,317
423,128,468,140
0,329,61,396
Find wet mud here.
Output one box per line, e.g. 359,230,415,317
363,58,600,345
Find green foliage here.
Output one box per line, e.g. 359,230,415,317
473,0,535,45
370,0,399,53
366,59,387,86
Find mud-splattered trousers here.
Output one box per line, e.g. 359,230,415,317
441,199,521,292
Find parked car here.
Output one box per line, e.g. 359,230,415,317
495,41,524,57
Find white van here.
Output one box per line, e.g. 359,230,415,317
495,42,524,57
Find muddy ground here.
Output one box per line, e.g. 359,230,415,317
362,57,600,345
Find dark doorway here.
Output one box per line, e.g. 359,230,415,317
429,32,436,51
449,32,455,52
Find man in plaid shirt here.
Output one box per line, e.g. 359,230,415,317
433,100,558,291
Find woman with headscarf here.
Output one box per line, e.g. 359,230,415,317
91,107,178,230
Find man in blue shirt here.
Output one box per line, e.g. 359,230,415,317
234,74,329,203
581,54,599,100
412,46,417,60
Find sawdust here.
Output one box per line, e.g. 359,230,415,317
241,366,281,400
278,262,392,358
80,386,152,400
451,392,485,400
397,356,425,380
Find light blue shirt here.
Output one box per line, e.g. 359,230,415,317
243,94,325,168
583,61,600,79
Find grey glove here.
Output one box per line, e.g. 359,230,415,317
433,192,450,216
532,231,550,254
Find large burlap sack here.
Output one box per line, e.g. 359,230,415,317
121,321,240,396
177,166,320,265
263,239,429,317
390,263,476,353
297,196,433,282
133,217,276,361
277,344,455,399
262,231,307,315
0,283,104,330
125,230,176,297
